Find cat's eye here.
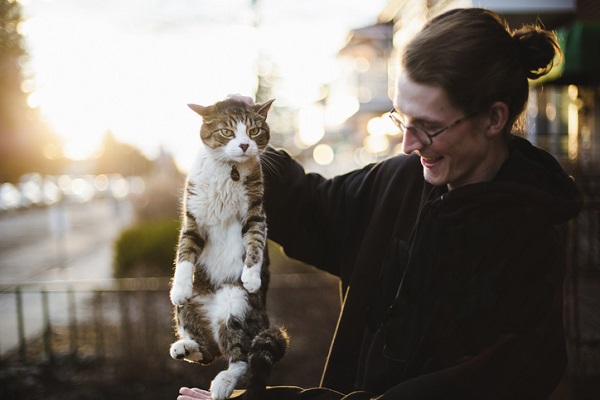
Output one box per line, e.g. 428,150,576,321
219,129,235,138
248,128,262,138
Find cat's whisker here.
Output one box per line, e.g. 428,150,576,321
260,152,284,178
215,153,231,164
262,157,284,178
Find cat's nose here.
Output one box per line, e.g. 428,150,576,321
239,143,249,153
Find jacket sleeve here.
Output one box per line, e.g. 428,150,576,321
262,147,384,278
262,148,425,282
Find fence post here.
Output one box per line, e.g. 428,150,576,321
41,288,54,364
118,291,131,360
67,286,78,361
93,291,105,361
15,287,26,362
142,291,151,355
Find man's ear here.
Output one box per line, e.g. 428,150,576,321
486,101,509,138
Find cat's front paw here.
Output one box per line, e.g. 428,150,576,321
170,280,193,305
241,265,261,293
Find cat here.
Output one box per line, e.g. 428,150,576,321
169,96,289,400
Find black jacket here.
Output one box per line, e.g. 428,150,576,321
262,136,582,399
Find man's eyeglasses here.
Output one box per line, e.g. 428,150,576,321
388,109,479,145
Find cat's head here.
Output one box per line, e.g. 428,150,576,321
188,98,274,164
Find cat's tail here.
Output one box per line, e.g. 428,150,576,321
245,326,290,400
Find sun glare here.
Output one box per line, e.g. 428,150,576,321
62,139,102,161
21,0,387,168
36,90,105,160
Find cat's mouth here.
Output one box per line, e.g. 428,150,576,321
230,151,258,164
230,154,251,163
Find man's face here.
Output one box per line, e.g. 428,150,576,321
395,71,502,190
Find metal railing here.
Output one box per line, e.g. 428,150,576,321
0,278,172,364
564,193,600,377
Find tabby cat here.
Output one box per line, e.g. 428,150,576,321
169,96,289,400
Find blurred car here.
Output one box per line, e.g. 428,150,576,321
0,182,21,211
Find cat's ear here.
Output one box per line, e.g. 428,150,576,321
188,104,209,117
255,99,275,118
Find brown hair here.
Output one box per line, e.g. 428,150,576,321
402,8,560,134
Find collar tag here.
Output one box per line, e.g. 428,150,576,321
231,165,240,181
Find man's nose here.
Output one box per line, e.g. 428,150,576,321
401,128,424,155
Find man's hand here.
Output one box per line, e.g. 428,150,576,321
227,94,255,105
178,387,212,400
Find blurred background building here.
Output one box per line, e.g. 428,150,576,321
303,0,599,176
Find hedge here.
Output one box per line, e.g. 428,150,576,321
113,218,180,278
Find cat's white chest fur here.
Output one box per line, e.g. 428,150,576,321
187,150,249,226
185,148,251,286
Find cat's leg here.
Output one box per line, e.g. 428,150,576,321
171,310,206,363
241,235,266,294
169,338,204,362
207,285,253,399
172,212,206,304
241,264,262,293
170,260,194,305
210,360,247,400
241,200,266,294
172,300,219,364
241,239,263,293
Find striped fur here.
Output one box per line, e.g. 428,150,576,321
169,97,289,400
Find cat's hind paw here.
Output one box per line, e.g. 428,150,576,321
241,265,261,293
170,339,203,363
170,280,193,305
210,362,247,400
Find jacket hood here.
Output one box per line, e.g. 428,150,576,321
432,136,583,225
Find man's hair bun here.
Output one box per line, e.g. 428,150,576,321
512,26,561,79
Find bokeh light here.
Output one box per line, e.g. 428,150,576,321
313,144,335,166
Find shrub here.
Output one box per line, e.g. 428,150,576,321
113,219,180,278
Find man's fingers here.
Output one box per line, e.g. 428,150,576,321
226,93,255,105
179,387,212,400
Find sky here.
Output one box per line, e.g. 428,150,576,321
19,0,388,170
